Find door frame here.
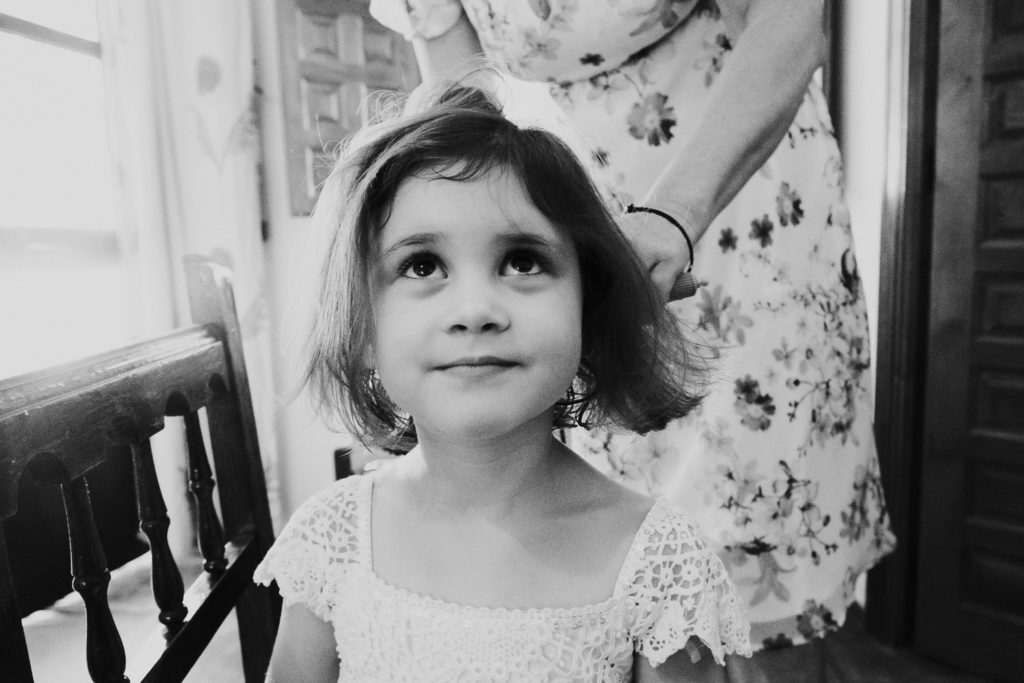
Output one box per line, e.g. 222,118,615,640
863,0,939,647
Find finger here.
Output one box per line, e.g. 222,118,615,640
649,261,677,301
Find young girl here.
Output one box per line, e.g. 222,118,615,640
254,81,751,681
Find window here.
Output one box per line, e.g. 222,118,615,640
0,1,132,378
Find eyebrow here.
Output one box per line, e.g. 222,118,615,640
379,232,445,263
496,232,562,251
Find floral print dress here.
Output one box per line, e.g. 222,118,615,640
370,0,896,652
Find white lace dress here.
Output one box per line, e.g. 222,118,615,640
254,474,750,681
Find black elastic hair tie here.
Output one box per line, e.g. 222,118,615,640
625,204,698,300
625,204,694,271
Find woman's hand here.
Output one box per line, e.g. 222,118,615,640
618,210,693,302
409,8,484,83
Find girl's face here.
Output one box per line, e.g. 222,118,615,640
371,167,583,444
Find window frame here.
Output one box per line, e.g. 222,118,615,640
0,12,116,267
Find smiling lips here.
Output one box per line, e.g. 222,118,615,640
436,356,519,374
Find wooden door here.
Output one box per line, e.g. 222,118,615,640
914,2,1024,680
276,0,420,215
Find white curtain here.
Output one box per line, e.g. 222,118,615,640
97,0,280,549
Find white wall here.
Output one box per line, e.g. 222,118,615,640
839,1,892,380
253,0,355,516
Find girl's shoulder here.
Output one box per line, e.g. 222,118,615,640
618,498,714,584
295,472,369,518
281,474,370,549
256,475,369,571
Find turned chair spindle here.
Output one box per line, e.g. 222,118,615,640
183,411,227,574
62,477,129,683
126,437,187,631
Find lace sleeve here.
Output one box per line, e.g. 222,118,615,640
628,504,752,667
369,0,464,41
253,478,363,621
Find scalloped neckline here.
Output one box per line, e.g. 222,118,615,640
355,471,666,618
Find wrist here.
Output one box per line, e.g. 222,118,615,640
625,204,695,271
655,201,708,235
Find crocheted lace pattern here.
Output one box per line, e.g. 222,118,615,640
255,475,751,681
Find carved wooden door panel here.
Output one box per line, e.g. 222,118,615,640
277,0,420,215
914,2,1024,680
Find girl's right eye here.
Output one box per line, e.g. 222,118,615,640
399,255,444,279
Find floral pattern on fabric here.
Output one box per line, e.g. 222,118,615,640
369,0,896,652
627,93,677,145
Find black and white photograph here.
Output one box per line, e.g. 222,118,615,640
1,1,1021,681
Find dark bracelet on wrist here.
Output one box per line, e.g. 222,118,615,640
625,204,694,272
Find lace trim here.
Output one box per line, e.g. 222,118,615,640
254,476,363,620
626,505,752,666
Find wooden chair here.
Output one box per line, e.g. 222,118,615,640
0,255,280,682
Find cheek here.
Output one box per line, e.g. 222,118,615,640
563,313,584,375
565,267,585,363
370,289,411,353
547,311,584,405
368,299,407,393
539,283,584,376
374,347,415,414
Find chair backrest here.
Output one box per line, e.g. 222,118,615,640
0,255,279,682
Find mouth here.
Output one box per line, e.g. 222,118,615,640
435,356,519,371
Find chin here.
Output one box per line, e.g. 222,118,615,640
422,404,556,443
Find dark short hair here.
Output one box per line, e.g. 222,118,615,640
304,79,704,451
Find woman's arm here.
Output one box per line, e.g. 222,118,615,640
266,603,339,682
408,10,483,83
633,0,825,296
648,0,824,231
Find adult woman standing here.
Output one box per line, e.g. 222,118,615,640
370,0,895,676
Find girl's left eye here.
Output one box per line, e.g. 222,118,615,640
503,252,543,275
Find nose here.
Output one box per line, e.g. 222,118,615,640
443,279,511,335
